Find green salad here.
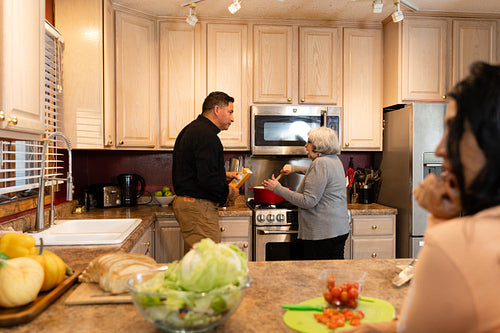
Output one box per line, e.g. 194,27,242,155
133,238,249,329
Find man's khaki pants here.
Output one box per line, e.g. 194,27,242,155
173,196,220,254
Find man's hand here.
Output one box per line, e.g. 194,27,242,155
226,171,240,182
414,172,461,220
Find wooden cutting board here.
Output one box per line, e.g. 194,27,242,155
65,282,132,305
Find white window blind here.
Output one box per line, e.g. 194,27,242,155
0,21,65,199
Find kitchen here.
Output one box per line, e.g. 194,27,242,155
1,0,499,331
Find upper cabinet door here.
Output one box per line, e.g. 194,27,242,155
401,18,449,101
158,21,200,148
207,23,249,149
299,27,341,105
452,19,496,85
115,11,157,148
0,0,44,140
343,28,382,151
253,25,294,103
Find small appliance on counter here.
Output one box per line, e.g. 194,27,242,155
87,184,122,208
118,174,145,207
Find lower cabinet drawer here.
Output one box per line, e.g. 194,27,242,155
351,238,394,259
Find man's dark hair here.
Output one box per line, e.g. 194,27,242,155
447,62,500,215
202,91,234,115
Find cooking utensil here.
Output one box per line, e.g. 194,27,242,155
392,259,416,287
275,174,282,181
249,186,285,204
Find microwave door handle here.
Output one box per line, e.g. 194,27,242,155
321,109,327,127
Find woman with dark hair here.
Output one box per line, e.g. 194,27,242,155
345,62,500,332
263,126,349,260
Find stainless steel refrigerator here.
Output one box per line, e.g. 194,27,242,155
378,103,446,258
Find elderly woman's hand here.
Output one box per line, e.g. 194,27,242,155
262,174,279,191
414,172,461,220
281,164,292,176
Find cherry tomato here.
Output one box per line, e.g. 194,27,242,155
347,287,359,299
331,286,343,298
350,318,362,326
331,298,341,307
340,291,349,303
355,310,365,319
347,298,358,309
326,275,335,290
323,291,333,303
323,308,339,316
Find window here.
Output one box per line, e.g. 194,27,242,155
0,21,65,202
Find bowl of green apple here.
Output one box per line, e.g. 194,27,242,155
154,186,175,206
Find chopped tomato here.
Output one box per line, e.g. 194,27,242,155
350,318,362,326
355,310,365,319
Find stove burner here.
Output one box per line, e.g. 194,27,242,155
247,199,298,211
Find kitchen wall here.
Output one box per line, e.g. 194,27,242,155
72,150,379,204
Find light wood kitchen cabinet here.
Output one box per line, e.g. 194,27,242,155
452,19,496,85
219,217,252,260
253,25,341,105
158,21,201,148
55,0,114,148
207,23,250,149
155,216,252,263
115,10,158,148
155,218,184,264
342,28,382,151
384,17,450,107
350,215,395,260
0,0,45,140
131,226,155,258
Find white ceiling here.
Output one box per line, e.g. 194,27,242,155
113,0,500,22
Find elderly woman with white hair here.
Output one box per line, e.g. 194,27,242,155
263,126,349,260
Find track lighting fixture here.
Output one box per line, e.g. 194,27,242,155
372,0,383,13
228,0,242,14
392,0,404,22
186,4,198,26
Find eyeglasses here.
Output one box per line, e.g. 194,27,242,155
307,140,311,144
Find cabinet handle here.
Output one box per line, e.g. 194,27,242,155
287,97,292,102
243,242,248,248
300,98,305,103
119,140,124,145
220,227,226,232
7,116,18,125
0,111,4,121
371,252,377,258
371,225,377,230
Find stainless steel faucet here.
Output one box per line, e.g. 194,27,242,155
35,132,73,232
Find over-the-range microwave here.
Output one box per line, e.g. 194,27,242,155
250,105,341,155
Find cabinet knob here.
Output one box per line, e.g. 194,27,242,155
300,98,305,103
119,140,124,145
243,242,248,248
442,95,446,99
7,116,18,125
371,252,377,258
220,227,226,232
107,139,113,145
0,111,4,121
143,241,150,248
345,142,350,147
371,225,377,230
287,98,292,102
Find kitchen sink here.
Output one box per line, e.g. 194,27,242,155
27,218,142,245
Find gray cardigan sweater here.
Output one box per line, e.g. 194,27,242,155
273,155,349,240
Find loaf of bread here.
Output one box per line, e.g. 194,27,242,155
79,252,158,294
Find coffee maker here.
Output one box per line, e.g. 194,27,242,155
117,174,145,206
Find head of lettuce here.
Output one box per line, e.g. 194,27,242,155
130,239,250,329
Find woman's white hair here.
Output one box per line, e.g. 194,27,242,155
307,127,340,155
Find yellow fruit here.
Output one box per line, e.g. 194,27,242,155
28,249,67,292
0,257,44,308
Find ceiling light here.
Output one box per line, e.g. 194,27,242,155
228,0,241,14
392,0,404,22
372,0,383,13
186,4,198,26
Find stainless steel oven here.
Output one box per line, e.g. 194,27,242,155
251,105,341,155
248,200,302,261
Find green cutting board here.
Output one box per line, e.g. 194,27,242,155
283,296,395,332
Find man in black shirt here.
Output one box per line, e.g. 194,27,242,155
172,91,240,254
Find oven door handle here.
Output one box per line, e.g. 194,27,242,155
256,229,298,235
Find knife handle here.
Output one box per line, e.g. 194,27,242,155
281,304,322,311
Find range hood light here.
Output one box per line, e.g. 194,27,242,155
228,0,241,14
372,0,383,13
186,4,198,26
392,0,404,22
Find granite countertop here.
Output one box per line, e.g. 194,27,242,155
2,259,411,332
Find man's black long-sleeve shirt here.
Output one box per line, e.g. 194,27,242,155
172,115,229,206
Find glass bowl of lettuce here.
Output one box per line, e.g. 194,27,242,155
125,239,251,332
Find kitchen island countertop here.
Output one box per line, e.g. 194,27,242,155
2,258,410,332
